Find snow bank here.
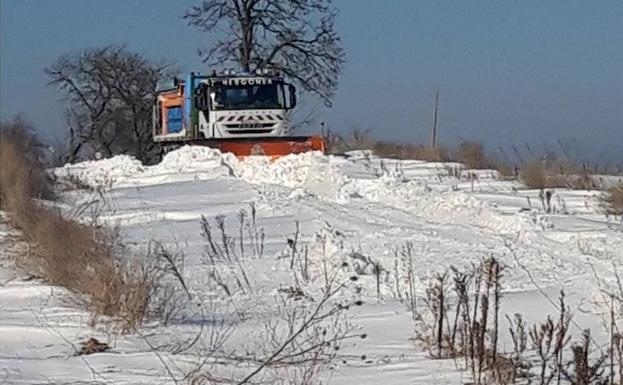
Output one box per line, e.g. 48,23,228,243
226,151,337,189
158,146,225,171
54,146,337,189
49,147,573,238
51,147,533,235
54,154,144,188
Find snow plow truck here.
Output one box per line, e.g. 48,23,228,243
153,69,325,157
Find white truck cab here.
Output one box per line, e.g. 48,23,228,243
154,69,296,142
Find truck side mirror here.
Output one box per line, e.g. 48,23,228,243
288,84,297,110
195,84,210,110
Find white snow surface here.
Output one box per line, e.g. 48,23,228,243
2,146,622,384
54,146,339,189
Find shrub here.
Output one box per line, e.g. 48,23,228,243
453,141,491,169
602,184,623,215
490,158,515,178
451,141,515,177
326,130,450,161
520,159,550,189
520,158,597,190
0,119,53,210
388,144,450,162
1,120,156,331
325,129,374,154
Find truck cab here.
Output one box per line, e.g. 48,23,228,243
153,70,297,142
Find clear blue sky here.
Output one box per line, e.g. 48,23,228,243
1,0,622,161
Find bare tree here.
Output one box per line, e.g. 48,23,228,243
45,46,170,164
184,0,345,106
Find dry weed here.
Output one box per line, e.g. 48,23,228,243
1,120,158,331
0,119,53,210
453,141,491,169
520,159,552,189
602,184,623,215
326,130,450,161
520,158,597,190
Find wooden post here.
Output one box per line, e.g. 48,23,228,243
431,90,439,148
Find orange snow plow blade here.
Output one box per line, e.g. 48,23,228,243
215,136,326,158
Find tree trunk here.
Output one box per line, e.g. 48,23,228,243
240,16,253,71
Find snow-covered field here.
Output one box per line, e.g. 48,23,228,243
2,147,622,384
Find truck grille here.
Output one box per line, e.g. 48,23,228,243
224,123,276,129
226,129,274,135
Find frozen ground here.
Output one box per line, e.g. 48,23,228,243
2,147,622,384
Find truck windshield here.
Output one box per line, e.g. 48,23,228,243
212,83,284,110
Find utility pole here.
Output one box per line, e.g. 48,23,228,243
430,89,439,148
